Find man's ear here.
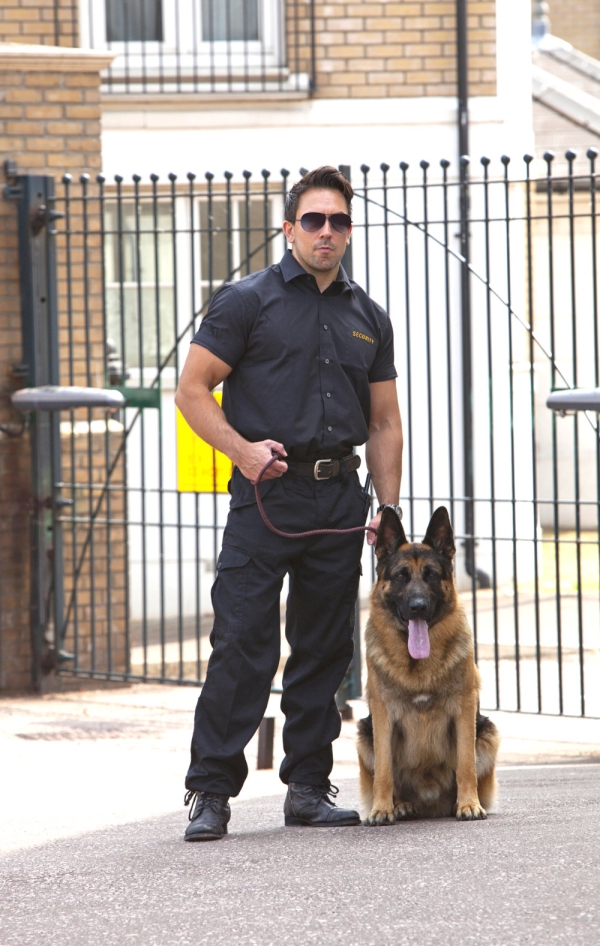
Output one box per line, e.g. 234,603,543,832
422,506,455,561
375,507,408,560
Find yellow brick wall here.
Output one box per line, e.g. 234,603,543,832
0,47,121,690
294,0,496,98
0,0,77,47
548,0,600,61
3,1,497,99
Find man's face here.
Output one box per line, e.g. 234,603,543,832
282,187,351,278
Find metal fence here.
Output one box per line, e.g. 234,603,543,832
9,153,600,718
79,0,315,95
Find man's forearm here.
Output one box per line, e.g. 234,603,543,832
366,422,403,506
175,385,247,465
175,382,288,482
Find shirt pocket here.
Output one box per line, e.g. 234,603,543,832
341,329,378,373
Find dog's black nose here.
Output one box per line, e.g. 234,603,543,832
408,597,428,616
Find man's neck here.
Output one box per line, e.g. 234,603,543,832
291,248,339,293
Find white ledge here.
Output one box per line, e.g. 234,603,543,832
102,90,311,108
0,43,115,72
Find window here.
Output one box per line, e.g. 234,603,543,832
103,195,279,371
81,0,294,93
199,196,275,307
106,0,163,42
201,0,258,42
104,203,175,373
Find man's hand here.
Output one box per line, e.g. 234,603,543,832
234,440,288,483
366,512,381,546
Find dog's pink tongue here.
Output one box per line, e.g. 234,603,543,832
408,618,430,659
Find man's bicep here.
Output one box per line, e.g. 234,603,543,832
369,379,401,431
178,342,233,396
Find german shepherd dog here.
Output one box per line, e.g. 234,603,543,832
357,506,500,825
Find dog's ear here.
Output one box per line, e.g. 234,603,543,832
375,506,408,560
423,506,455,561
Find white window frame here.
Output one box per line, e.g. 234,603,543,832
80,0,284,77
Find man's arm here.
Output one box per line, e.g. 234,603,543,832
175,343,288,482
365,379,403,546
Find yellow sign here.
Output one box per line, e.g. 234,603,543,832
176,392,233,493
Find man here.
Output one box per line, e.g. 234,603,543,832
175,166,403,840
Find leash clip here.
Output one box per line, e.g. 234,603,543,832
313,458,334,481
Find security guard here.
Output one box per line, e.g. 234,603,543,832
176,166,403,840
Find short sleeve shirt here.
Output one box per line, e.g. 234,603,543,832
192,250,397,461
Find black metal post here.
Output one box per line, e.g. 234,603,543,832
257,716,275,769
338,164,353,279
337,164,362,704
12,175,65,688
457,1,489,589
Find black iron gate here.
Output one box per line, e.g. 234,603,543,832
10,154,600,718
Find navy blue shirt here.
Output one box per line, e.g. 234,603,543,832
192,250,397,461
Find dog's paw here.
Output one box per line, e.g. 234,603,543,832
363,808,396,826
393,801,416,820
456,803,487,821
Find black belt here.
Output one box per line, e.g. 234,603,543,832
285,453,361,481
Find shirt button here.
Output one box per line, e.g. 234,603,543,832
326,392,331,397
323,324,328,330
328,426,332,432
325,359,330,364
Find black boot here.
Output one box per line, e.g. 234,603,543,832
284,782,361,827
184,790,230,841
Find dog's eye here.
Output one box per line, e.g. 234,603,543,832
393,568,411,584
423,568,439,584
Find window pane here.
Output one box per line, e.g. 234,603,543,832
104,203,174,370
201,0,259,41
106,0,163,42
240,198,272,275
200,199,233,288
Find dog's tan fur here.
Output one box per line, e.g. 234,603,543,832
357,507,500,825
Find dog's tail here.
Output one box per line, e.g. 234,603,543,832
476,712,500,812
357,713,373,744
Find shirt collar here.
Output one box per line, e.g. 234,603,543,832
279,250,354,294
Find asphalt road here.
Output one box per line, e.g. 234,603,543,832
2,764,599,946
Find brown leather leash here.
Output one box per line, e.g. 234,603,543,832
252,453,378,540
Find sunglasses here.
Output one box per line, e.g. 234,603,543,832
296,212,352,234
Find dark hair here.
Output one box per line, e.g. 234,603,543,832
284,166,353,224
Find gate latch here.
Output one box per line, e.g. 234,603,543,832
30,204,66,236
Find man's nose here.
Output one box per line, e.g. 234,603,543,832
318,218,333,237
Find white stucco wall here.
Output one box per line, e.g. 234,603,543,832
99,0,533,182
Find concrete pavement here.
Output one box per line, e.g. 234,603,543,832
1,684,600,945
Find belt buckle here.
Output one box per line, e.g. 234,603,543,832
314,458,334,481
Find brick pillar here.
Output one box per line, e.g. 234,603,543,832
0,43,113,691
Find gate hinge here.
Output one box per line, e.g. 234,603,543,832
3,184,22,200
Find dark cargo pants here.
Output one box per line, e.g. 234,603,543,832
185,466,370,797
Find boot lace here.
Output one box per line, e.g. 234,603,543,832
183,790,226,821
306,783,340,805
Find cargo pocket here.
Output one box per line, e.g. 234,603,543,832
211,546,252,641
